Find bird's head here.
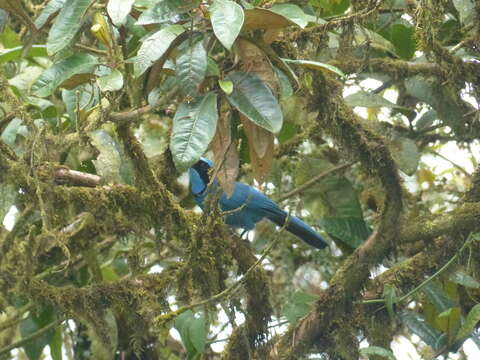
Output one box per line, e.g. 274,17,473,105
188,157,213,195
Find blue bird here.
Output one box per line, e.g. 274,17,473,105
188,158,328,249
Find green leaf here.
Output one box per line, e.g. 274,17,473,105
277,121,298,142
206,57,220,77
136,0,200,25
49,327,63,360
32,53,98,97
415,109,437,131
423,282,454,313
1,118,23,146
47,0,94,55
62,83,99,122
318,217,371,249
274,67,294,98
282,58,345,77
270,4,310,29
310,0,350,16
174,310,206,358
210,0,244,50
383,284,399,323
452,0,475,25
35,0,66,28
282,291,318,324
360,346,397,360
97,68,124,92
89,129,122,183
219,79,233,95
225,71,283,133
405,76,467,135
170,92,218,171
456,304,480,340
176,39,208,96
0,45,47,63
189,312,206,353
355,26,397,55
20,307,56,360
8,66,45,94
344,91,405,109
399,310,446,351
134,24,185,77
389,24,416,60
449,270,480,289
107,0,135,26
389,135,419,176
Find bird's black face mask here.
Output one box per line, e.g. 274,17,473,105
193,159,211,187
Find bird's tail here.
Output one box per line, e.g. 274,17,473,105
267,210,328,249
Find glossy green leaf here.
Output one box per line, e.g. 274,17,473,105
107,0,135,26
32,53,98,97
449,270,480,289
8,66,45,93
34,0,66,28
274,68,293,98
219,79,233,95
399,310,446,351
389,135,419,176
170,92,218,171
282,291,318,324
270,4,310,29
456,304,480,340
20,307,56,360
176,39,207,96
97,68,124,92
210,0,244,50
226,71,283,133
282,58,345,77
0,45,47,63
345,91,405,109
47,0,94,55
136,0,200,25
423,282,454,313
89,129,122,183
318,217,371,249
1,118,22,146
134,25,184,77
359,346,397,360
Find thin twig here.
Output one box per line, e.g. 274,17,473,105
0,319,63,356
277,162,354,202
155,235,280,323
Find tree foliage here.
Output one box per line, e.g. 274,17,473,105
0,0,479,359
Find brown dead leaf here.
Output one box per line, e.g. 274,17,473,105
212,103,239,196
243,8,294,30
